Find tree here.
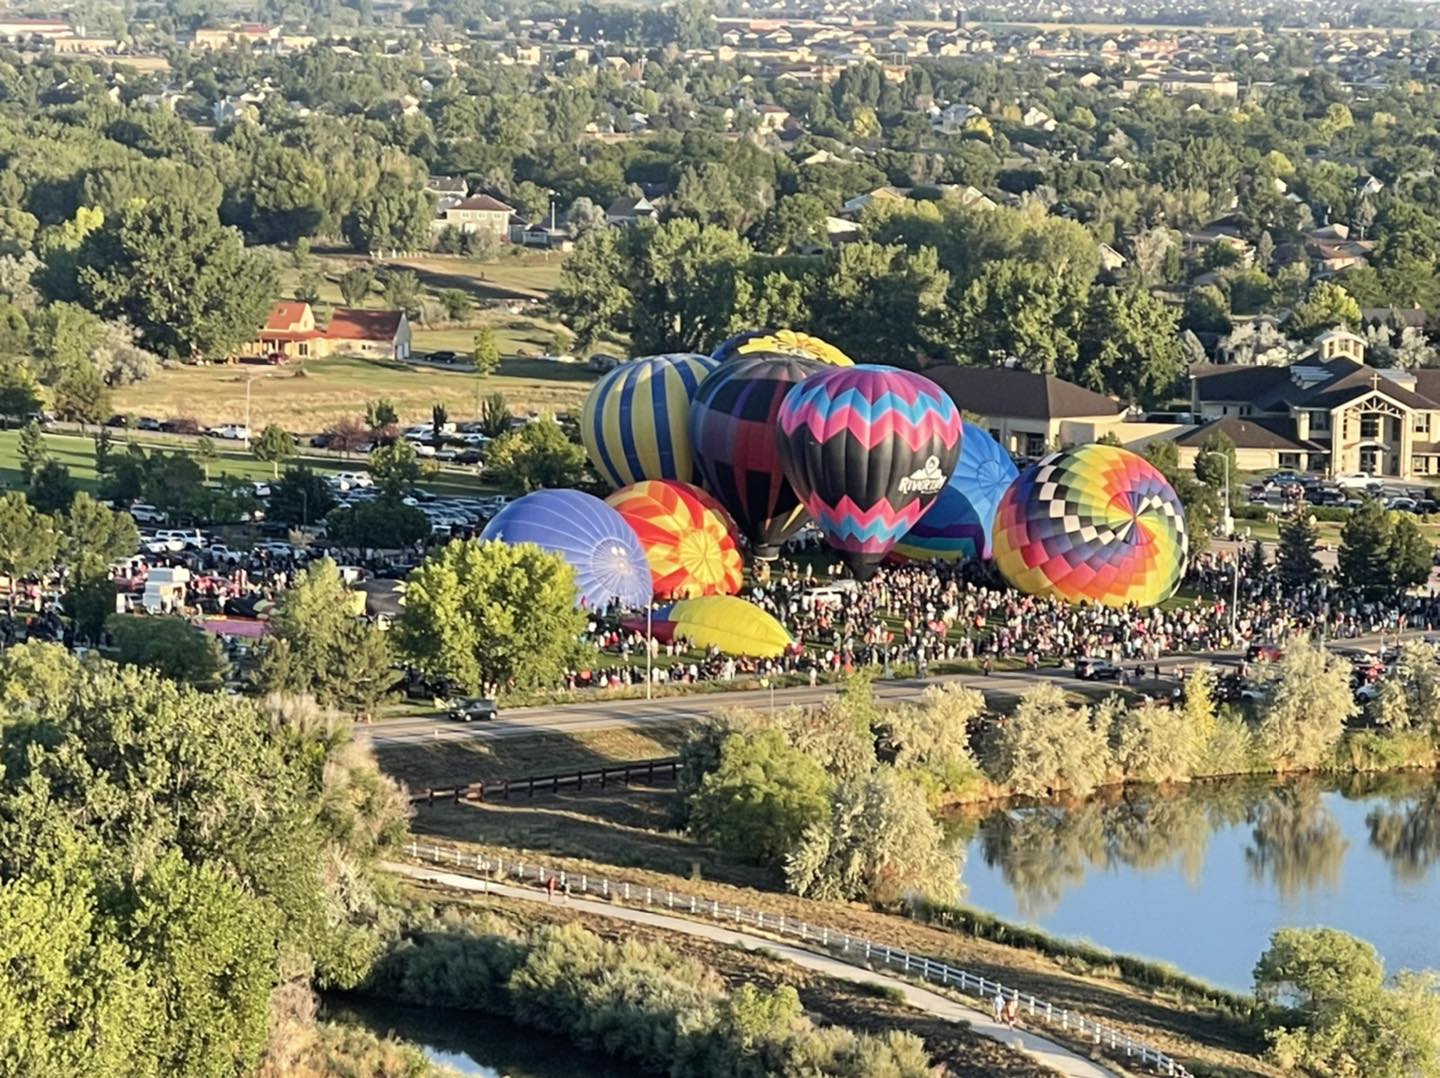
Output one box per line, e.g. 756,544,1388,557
51,365,110,426
0,361,41,419
17,419,47,484
252,424,293,479
59,493,137,641
267,466,336,528
439,289,472,321
342,173,433,254
27,460,77,513
93,428,114,477
785,768,957,904
368,439,422,495
1193,431,1238,497
485,417,588,492
106,615,226,690
552,226,630,350
1254,928,1440,1078
1182,284,1233,334
193,435,218,480
74,199,276,359
365,398,399,429
688,728,833,867
1071,286,1182,406
382,270,421,316
395,539,588,693
1288,280,1362,336
986,683,1110,797
430,402,448,448
1109,698,1199,784
1384,513,1434,593
338,265,374,307
751,193,828,254
256,558,399,717
565,196,607,237
0,491,58,587
1255,638,1355,769
1276,510,1321,588
472,326,501,378
953,257,1081,372
479,392,510,437
1338,499,1396,599
325,497,429,550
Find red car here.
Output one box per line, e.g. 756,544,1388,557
1246,643,1283,663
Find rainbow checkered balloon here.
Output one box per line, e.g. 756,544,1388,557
992,444,1188,608
606,480,744,599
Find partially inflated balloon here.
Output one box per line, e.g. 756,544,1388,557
689,354,822,558
581,353,718,489
712,329,854,367
622,596,793,657
606,480,744,599
777,365,963,579
893,421,1018,562
479,489,652,610
992,444,1188,608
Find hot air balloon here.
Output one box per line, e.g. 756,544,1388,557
712,329,854,368
991,444,1188,609
777,365,963,580
606,480,744,599
892,421,1019,562
689,353,822,559
621,597,792,657
580,353,718,489
479,489,652,609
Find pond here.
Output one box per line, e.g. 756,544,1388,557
959,773,1440,991
323,997,632,1078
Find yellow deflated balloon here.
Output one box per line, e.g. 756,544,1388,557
655,596,793,657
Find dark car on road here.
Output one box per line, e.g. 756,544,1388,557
447,697,498,722
427,350,460,364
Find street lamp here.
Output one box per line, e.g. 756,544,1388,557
645,603,652,701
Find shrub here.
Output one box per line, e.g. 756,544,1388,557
1255,638,1356,769
687,729,833,866
1110,699,1200,784
986,683,1110,797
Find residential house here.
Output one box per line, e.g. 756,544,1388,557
923,367,1127,457
243,302,411,362
0,17,71,39
605,195,657,226
1189,334,1440,478
434,195,515,242
932,101,981,133
754,103,791,132
1021,106,1057,131
425,176,468,210
841,185,908,218
1307,236,1374,275
1120,70,1239,98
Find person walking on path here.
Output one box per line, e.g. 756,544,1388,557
1003,996,1018,1029
992,988,1005,1024
545,876,557,902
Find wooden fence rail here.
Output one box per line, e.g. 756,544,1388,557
404,840,1191,1078
412,756,681,806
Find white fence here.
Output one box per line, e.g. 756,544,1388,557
405,840,1191,1078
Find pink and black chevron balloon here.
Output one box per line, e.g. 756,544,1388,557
777,365,963,580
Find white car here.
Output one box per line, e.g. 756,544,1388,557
126,503,165,524
205,543,245,565
329,471,374,491
210,424,251,441
410,442,437,458
156,529,206,550
1334,473,1384,491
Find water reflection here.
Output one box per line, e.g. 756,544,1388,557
969,774,1440,914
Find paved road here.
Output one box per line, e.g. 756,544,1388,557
363,629,1421,749
391,862,1118,1078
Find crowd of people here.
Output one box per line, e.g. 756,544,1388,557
561,545,1440,696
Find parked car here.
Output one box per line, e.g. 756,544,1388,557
1334,472,1384,491
447,697,498,722
1387,497,1419,512
135,416,162,431
210,424,251,441
329,471,374,491
426,350,460,364
126,502,165,524
1266,471,1305,488
156,528,206,550
1073,657,1122,681
1247,643,1284,662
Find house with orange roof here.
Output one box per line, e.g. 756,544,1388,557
242,302,411,362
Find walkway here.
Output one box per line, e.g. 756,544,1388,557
389,862,1118,1078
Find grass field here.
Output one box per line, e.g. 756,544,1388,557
111,353,598,432
111,248,589,430
0,429,493,499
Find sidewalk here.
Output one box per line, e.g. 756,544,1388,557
390,862,1119,1078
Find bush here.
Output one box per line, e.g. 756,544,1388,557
687,729,833,867
985,683,1110,797
1255,638,1356,769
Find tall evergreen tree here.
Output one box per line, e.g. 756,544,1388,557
1276,508,1321,589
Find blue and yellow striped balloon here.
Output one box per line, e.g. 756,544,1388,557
582,354,718,489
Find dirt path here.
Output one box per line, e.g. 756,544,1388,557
389,862,1119,1078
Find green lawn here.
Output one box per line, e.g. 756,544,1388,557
0,429,494,499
